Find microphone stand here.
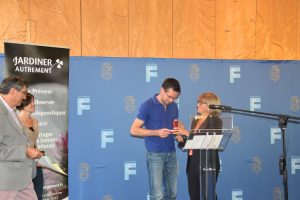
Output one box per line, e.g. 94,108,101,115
219,106,300,200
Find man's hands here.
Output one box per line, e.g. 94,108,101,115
156,128,173,138
155,120,191,140
26,147,43,159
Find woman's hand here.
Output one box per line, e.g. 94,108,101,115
175,135,184,142
177,120,190,136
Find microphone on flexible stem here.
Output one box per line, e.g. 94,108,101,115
208,104,232,111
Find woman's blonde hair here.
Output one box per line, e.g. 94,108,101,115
198,92,221,115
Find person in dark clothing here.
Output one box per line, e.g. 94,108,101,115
175,92,222,200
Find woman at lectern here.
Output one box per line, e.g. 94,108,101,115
175,92,222,200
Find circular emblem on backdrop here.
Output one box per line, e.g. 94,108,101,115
79,162,90,181
272,187,283,200
125,96,136,113
101,62,113,80
102,195,113,200
290,96,300,112
252,156,262,174
270,65,280,82
231,127,241,144
189,64,200,81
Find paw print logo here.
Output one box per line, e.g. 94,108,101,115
50,59,64,70
55,59,63,69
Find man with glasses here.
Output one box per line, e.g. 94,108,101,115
130,78,181,200
0,76,43,200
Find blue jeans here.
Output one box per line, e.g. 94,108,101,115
146,151,178,200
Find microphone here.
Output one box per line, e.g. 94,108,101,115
209,104,231,110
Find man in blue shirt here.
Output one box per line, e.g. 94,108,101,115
130,78,181,200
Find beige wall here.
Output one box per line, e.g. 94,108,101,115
0,0,299,60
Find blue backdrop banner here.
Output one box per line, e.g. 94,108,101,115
67,57,300,200
3,56,299,200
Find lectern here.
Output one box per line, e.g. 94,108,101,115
183,114,233,200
